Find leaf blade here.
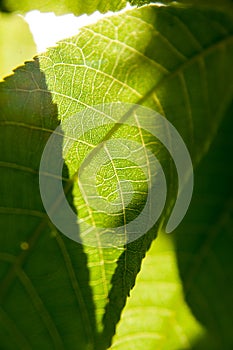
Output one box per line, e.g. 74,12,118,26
0,5,233,350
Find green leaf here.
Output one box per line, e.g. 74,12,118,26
38,7,233,345
174,104,233,349
0,0,127,15
0,60,97,350
129,0,233,10
129,0,150,6
0,12,36,81
109,234,205,350
110,104,233,350
0,4,233,350
1,0,232,16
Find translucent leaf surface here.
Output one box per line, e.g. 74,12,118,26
0,0,127,15
0,5,233,350
0,12,36,80
1,0,232,16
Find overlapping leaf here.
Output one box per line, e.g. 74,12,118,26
174,105,233,349
110,105,233,350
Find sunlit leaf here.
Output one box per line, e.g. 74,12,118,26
0,0,127,15
0,12,36,81
0,5,232,350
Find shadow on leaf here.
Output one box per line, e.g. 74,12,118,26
0,59,97,350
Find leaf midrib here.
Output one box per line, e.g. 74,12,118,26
1,27,232,297
63,33,233,175
0,26,232,349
